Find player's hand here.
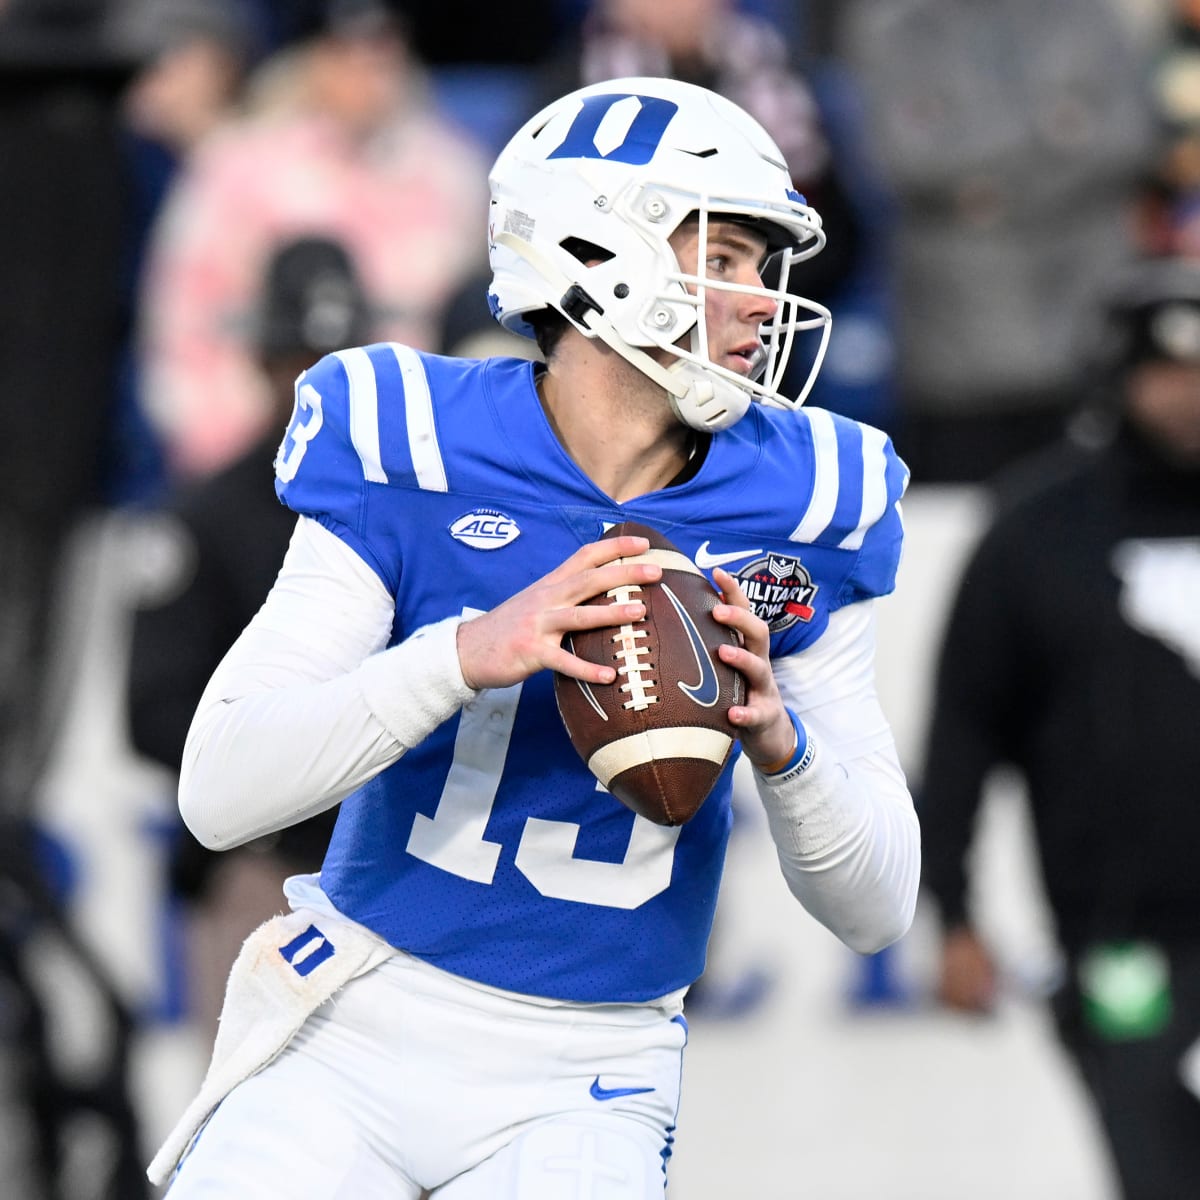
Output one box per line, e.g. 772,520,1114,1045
456,536,662,690
710,567,795,768
938,925,997,1014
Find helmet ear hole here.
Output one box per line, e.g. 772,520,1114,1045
560,237,614,265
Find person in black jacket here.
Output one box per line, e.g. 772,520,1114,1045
128,233,376,1036
920,255,1200,1200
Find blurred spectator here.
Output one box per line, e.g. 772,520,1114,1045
103,0,260,508
1146,0,1200,201
136,0,489,477
117,0,255,160
1136,0,1200,259
129,234,377,1039
839,0,1161,483
920,256,1200,1200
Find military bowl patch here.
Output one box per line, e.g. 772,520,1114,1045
734,554,818,632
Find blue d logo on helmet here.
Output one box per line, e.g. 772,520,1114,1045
546,94,680,166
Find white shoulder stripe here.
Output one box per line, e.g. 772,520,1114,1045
333,347,388,484
391,343,448,493
788,407,839,544
839,423,888,551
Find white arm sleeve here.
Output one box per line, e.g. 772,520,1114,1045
755,601,921,954
178,516,476,850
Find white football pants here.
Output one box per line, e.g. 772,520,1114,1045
165,950,688,1198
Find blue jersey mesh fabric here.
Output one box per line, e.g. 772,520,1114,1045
274,345,906,1001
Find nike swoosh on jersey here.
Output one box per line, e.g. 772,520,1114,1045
694,541,762,569
589,1076,656,1101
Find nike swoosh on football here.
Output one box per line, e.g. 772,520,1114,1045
661,583,720,707
694,541,762,569
589,1076,656,1101
564,635,608,721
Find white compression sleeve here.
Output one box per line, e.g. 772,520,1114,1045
754,601,921,954
179,517,476,850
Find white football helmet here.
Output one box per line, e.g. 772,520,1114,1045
488,76,831,431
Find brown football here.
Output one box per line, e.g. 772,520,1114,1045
553,522,744,826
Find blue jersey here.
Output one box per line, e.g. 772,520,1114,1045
275,345,907,1002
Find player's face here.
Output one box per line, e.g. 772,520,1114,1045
667,219,777,378
1126,359,1200,465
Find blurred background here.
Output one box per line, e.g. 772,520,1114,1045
1,0,1197,1196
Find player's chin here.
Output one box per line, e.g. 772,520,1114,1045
722,354,758,377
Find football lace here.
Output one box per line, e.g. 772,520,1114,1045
608,584,658,711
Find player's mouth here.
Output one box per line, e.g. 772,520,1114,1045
725,342,765,376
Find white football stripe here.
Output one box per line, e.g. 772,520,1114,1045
334,348,388,484
390,343,448,492
615,548,704,576
587,727,733,787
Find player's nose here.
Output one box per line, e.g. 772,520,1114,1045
742,267,778,324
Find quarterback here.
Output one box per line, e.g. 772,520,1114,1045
152,77,920,1197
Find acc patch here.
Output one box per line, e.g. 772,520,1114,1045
734,553,819,632
449,508,521,550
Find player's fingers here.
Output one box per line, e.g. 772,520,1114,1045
713,602,769,656
717,641,774,690
712,567,752,609
565,557,662,604
725,699,773,730
552,599,646,633
545,535,652,585
549,636,619,685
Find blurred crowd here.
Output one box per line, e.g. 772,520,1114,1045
0,0,1198,1197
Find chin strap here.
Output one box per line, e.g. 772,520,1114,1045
494,232,750,431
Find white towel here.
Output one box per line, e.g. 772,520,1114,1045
147,906,394,1186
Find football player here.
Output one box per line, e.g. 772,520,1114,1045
151,76,920,1198
923,255,1200,1199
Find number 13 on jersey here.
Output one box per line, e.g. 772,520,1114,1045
406,611,682,910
